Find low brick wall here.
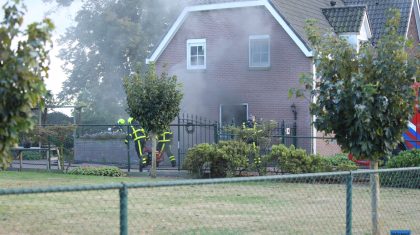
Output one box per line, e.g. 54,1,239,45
74,139,177,166
74,139,140,165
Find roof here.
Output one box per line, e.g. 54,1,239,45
147,0,416,62
343,0,414,43
322,6,367,33
268,0,345,48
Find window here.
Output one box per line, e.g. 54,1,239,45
219,104,248,127
249,35,270,68
187,39,206,70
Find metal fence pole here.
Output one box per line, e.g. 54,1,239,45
178,116,181,171
119,183,128,235
346,172,353,235
127,125,130,172
281,121,285,145
214,123,219,144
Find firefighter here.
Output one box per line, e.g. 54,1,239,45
116,118,130,145
157,130,176,167
242,115,262,170
127,117,149,171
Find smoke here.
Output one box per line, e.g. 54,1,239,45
159,5,278,124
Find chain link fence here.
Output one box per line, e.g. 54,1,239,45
0,167,418,234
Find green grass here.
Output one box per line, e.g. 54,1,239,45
0,171,419,234
0,171,170,188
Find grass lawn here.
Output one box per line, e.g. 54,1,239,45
0,171,419,234
0,171,171,188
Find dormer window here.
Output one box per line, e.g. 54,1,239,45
187,39,206,70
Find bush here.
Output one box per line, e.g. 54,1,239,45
68,166,124,177
323,154,358,172
381,149,420,188
79,132,126,140
216,141,255,177
386,149,420,168
183,144,217,178
267,144,323,174
22,152,45,160
183,141,255,178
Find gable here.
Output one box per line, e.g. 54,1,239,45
146,0,313,64
343,0,414,43
322,6,367,33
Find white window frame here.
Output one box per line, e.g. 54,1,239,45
249,35,270,68
187,39,206,70
219,103,249,127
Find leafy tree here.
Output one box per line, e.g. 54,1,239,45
58,0,180,124
291,11,417,235
0,0,54,168
293,11,417,160
124,64,183,177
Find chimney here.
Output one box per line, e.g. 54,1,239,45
330,1,337,7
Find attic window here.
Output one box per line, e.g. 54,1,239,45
249,35,270,68
187,39,206,70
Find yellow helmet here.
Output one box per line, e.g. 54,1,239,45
117,118,125,125
127,117,134,124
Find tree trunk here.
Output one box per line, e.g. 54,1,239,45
370,160,380,235
150,132,157,178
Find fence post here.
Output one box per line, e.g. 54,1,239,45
293,122,297,147
346,172,353,235
214,123,219,144
127,125,130,172
281,121,285,145
177,116,181,171
119,183,128,235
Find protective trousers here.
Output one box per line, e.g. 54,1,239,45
157,131,176,167
130,126,148,170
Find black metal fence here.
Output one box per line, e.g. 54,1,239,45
12,114,344,172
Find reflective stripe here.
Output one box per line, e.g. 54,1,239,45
158,140,170,143
133,129,145,134
134,136,147,141
169,156,175,161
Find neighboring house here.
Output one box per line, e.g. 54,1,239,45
146,0,420,154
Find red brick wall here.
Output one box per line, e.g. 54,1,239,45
316,132,343,157
155,6,313,152
407,8,420,55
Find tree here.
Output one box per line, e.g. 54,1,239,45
292,11,417,234
0,0,54,168
123,64,183,178
58,0,181,124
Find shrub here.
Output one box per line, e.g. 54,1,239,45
386,149,420,168
183,144,217,178
323,154,358,172
183,141,255,178
79,132,126,140
216,141,255,177
22,152,44,160
267,144,322,174
381,150,420,188
68,166,124,177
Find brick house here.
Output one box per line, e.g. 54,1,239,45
146,0,420,154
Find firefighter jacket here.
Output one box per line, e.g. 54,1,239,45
158,131,173,143
130,125,147,142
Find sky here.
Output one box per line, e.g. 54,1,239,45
21,0,82,96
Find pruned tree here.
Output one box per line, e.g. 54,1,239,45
123,64,183,178
291,10,417,235
0,0,54,168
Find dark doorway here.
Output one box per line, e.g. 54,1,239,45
220,104,248,127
